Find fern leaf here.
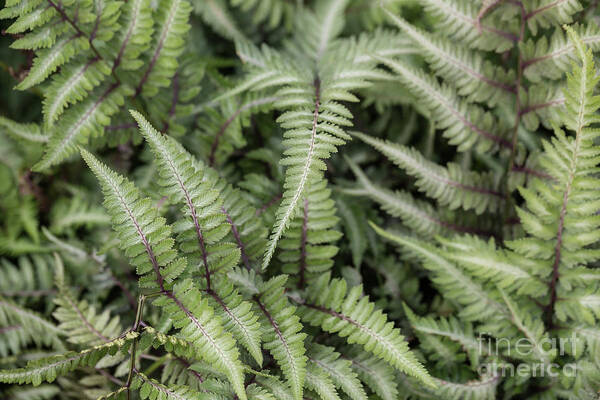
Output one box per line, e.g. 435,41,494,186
111,0,154,71
153,279,248,400
376,55,510,152
131,371,207,400
219,183,268,270
525,0,582,35
16,35,89,91
52,254,121,346
297,272,434,387
307,343,368,400
134,0,192,97
34,84,133,171
254,275,306,400
421,0,517,52
230,0,294,30
42,58,112,127
194,0,245,41
344,157,456,238
0,117,47,143
500,289,555,364
522,23,600,82
80,148,187,290
403,305,484,367
0,332,137,386
0,255,54,298
130,111,234,283
343,347,399,400
351,131,503,214
255,375,294,400
370,222,509,321
305,362,342,400
3,384,60,400
279,178,341,287
384,8,513,106
507,26,600,327
207,276,263,366
436,235,547,296
0,297,65,349
49,196,111,234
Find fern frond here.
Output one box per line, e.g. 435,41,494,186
3,384,60,400
305,362,342,400
376,55,510,152
507,26,600,327
255,375,294,400
219,182,268,270
399,372,500,400
130,371,206,400
436,235,547,296
16,35,89,91
522,83,565,130
253,275,306,400
131,110,231,283
53,255,121,346
297,272,434,387
194,0,245,41
0,331,137,386
370,223,509,321
555,288,600,325
293,0,349,63
421,0,518,52
49,196,111,234
279,178,341,287
80,148,187,290
153,279,248,400
384,8,514,106
344,157,467,238
0,297,65,349
207,276,263,366
499,289,555,364
307,343,368,400
522,23,600,82
111,0,153,72
0,117,47,143
352,131,503,214
0,255,54,298
230,0,294,30
343,347,399,400
134,0,192,98
403,305,484,367
34,84,132,171
524,0,582,35
42,58,112,127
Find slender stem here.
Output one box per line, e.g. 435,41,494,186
126,295,146,399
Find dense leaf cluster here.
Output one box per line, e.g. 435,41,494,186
1,1,600,399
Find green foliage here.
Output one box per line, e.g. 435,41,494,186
2,0,600,399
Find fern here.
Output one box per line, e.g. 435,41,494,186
296,272,434,387
4,0,600,399
0,332,136,386
1,0,194,170
254,274,307,400
52,255,122,346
